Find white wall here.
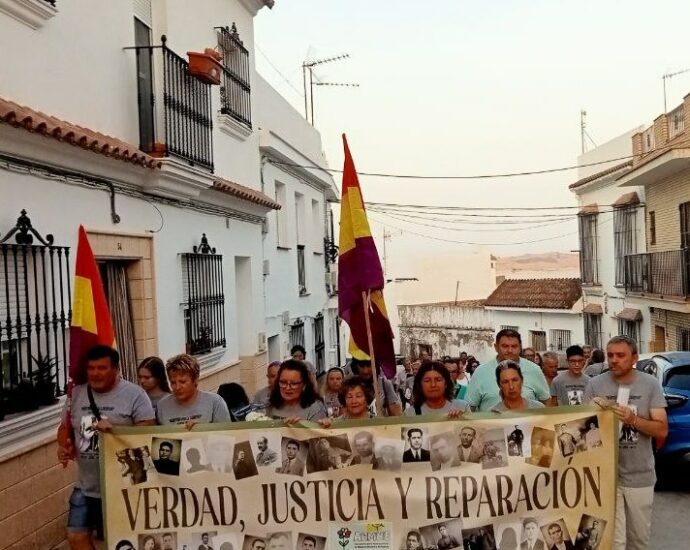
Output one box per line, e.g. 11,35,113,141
488,307,585,351
577,127,643,179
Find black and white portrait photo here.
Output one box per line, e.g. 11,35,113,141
430,432,461,471
232,440,259,479
494,522,521,550
505,423,532,458
462,524,496,550
540,519,574,550
575,515,606,550
620,404,639,443
116,448,149,486
306,435,352,472
181,438,209,474
296,533,326,550
250,433,281,468
399,529,423,550
556,423,581,458
401,427,431,463
241,536,266,550
78,414,99,453
349,431,378,467
526,427,556,468
456,426,484,463
373,437,404,471
567,390,584,406
152,437,181,476
265,532,292,550
481,429,509,470
582,416,602,449
212,532,240,550
520,517,546,550
275,438,306,476
206,436,235,473
420,519,464,550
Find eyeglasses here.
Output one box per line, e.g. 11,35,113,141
278,380,303,389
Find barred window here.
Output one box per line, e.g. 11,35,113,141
181,235,226,356
297,245,307,295
313,313,325,375
500,325,519,332
217,24,251,129
678,328,690,352
578,213,599,285
549,329,572,351
618,319,640,350
530,331,547,351
614,206,637,286
289,318,305,349
584,313,602,349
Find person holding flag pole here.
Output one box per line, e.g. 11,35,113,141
56,226,155,550
337,135,398,416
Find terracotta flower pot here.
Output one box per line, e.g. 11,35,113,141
187,50,223,85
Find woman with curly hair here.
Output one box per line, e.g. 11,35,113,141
405,361,468,417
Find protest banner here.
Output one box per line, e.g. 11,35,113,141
101,407,615,550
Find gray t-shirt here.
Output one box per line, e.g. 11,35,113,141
69,380,155,498
551,371,590,406
252,386,271,407
584,370,667,487
404,399,469,416
156,391,230,425
491,398,545,412
267,400,328,421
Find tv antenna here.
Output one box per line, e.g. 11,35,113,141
663,67,690,112
580,110,597,154
302,53,359,125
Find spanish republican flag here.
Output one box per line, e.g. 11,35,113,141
338,135,396,378
69,226,116,386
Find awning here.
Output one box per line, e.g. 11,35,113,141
583,303,603,315
612,192,640,208
579,203,599,215
616,308,643,322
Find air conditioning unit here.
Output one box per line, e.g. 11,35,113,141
263,259,270,276
257,331,267,352
281,311,290,326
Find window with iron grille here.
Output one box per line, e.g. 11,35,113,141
578,213,599,284
500,325,519,332
530,331,547,351
289,319,305,349
678,328,690,351
181,234,226,356
0,210,71,421
216,24,252,129
297,245,307,295
618,319,640,350
649,211,656,246
549,329,572,350
313,313,325,375
584,313,602,349
681,202,690,249
614,206,637,286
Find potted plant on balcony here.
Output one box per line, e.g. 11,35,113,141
187,48,223,85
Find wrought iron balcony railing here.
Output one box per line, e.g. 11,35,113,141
216,25,252,129
131,36,214,172
624,249,690,298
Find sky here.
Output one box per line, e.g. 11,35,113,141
254,0,690,259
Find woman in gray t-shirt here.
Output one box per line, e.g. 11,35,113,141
491,360,546,412
267,360,327,422
405,361,468,417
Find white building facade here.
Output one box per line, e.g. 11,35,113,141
569,129,649,351
0,0,343,545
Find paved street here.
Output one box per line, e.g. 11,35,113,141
651,489,690,545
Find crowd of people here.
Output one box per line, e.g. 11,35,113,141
58,329,667,550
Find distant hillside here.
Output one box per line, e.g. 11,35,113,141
496,252,580,275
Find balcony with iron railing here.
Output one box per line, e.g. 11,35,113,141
216,25,252,129
624,249,690,299
130,36,214,172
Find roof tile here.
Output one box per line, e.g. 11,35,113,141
0,97,161,169
485,278,582,310
213,179,281,210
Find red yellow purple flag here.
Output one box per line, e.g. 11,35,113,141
338,135,396,378
69,225,116,386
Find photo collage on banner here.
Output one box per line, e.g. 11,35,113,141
106,411,611,550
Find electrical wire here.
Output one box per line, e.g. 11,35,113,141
366,201,624,211
367,207,575,225
255,43,305,98
269,154,634,180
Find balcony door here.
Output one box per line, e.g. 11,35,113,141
134,18,155,153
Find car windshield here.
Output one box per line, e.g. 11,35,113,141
666,366,690,391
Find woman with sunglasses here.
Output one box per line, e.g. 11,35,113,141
267,360,327,423
493,360,545,412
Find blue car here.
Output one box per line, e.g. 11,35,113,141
636,352,690,486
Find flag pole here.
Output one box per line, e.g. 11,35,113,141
362,290,384,416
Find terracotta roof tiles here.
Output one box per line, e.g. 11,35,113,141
213,179,281,210
568,161,633,190
484,278,582,310
0,97,161,169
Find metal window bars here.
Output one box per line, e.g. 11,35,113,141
216,24,252,129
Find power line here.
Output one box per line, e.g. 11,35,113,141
269,154,634,180
255,43,304,97
368,201,584,211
